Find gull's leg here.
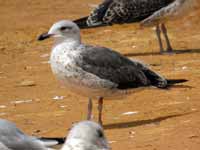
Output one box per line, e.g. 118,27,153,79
155,24,164,53
87,98,93,120
98,97,103,125
161,23,173,52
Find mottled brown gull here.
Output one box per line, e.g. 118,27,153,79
74,0,196,53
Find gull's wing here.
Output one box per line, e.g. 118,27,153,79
0,119,60,150
87,0,114,26
77,45,167,89
100,0,175,24
74,0,175,28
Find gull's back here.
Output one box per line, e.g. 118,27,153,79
0,142,11,150
141,0,197,26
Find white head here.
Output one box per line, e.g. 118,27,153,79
62,121,110,150
38,20,81,44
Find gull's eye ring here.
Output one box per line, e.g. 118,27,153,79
60,26,72,31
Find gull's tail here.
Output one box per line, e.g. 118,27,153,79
142,66,188,88
166,79,188,85
73,16,90,29
73,16,108,29
39,137,66,146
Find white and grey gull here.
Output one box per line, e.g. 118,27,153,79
38,20,187,125
0,119,64,150
74,0,196,53
61,120,110,150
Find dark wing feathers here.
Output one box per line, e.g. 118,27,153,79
102,0,175,24
87,0,114,26
74,0,175,28
77,46,167,89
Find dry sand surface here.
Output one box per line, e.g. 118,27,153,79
0,0,200,150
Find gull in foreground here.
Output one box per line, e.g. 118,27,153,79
38,20,187,125
74,0,196,53
0,119,64,150
61,121,109,150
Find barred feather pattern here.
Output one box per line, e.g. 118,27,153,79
87,0,175,26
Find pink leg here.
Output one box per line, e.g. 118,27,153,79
87,98,93,120
161,23,173,52
98,97,103,125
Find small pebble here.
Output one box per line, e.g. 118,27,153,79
121,111,139,116
11,99,33,104
40,53,49,58
53,96,65,100
17,80,36,87
0,105,6,109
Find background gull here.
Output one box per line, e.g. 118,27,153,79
0,142,10,150
0,119,64,150
38,20,187,125
61,121,109,150
74,0,196,53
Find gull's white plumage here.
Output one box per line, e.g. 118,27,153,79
0,142,11,150
0,119,58,150
61,121,109,150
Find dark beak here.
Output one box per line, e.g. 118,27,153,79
37,32,53,41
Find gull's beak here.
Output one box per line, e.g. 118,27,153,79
37,32,53,41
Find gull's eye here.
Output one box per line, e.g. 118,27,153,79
97,129,104,138
60,26,72,31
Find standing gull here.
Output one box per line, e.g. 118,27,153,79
0,119,64,150
38,20,187,125
61,121,109,150
74,0,196,53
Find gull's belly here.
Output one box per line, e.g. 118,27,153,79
51,63,119,98
163,0,195,19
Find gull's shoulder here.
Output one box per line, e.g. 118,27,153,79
78,44,136,67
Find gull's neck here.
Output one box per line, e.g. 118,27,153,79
61,139,97,150
177,0,186,4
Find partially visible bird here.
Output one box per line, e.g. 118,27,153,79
0,119,64,150
38,20,187,125
74,0,196,53
61,121,110,150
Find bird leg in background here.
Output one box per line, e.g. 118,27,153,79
155,24,164,53
161,23,173,52
87,98,93,120
98,97,103,125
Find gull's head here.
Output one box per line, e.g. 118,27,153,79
65,121,110,150
38,20,80,42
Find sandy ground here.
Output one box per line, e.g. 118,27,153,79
0,0,200,149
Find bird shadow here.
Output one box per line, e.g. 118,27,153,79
103,112,194,130
167,85,193,89
123,48,200,57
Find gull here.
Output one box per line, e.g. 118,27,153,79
0,119,64,150
74,0,196,53
38,20,187,125
61,121,109,150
